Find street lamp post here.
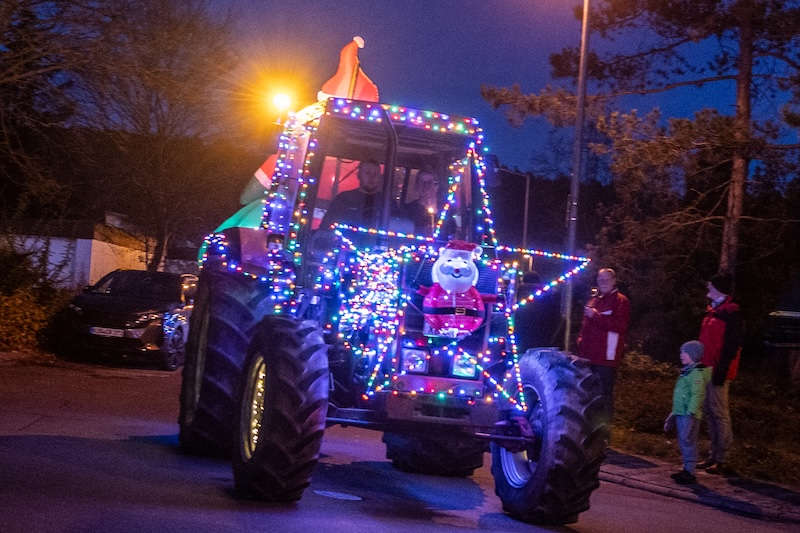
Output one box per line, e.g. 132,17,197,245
563,0,591,351
522,173,533,271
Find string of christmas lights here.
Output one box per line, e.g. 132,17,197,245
196,96,593,412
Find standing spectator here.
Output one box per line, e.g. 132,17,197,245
664,340,711,485
576,268,631,423
697,273,743,475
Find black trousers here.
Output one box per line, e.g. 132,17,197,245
590,364,617,424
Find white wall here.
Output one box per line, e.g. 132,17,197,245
10,235,88,288
9,234,148,289
89,240,148,285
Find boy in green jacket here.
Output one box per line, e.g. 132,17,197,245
664,340,711,484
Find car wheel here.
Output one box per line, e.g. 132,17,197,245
162,326,185,371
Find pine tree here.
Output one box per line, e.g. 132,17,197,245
483,0,800,279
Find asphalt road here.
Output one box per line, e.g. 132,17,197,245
0,357,794,533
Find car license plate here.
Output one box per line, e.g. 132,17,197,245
89,327,124,338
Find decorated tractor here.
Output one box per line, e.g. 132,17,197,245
178,37,607,524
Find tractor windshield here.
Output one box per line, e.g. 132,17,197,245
307,101,478,241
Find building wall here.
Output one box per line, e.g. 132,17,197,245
9,234,148,289
89,239,148,285
9,235,88,288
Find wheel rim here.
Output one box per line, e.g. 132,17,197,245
168,327,185,355
500,384,544,488
242,353,267,460
165,328,184,368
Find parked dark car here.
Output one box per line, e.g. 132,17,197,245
763,275,800,386
61,269,198,370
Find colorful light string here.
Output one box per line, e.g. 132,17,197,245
196,96,592,413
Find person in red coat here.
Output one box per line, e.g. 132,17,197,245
696,273,743,475
577,268,631,424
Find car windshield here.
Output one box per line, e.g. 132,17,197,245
90,271,181,301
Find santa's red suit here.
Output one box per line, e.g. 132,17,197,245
421,284,485,333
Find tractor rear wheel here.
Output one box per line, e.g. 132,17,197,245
383,432,487,477
178,269,273,456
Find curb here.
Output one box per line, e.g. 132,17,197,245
599,468,800,524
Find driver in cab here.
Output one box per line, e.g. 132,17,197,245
320,159,382,230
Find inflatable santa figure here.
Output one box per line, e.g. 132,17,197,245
419,241,489,337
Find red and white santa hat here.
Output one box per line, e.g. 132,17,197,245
440,240,482,259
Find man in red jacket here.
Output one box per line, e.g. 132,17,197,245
697,273,743,475
577,268,631,424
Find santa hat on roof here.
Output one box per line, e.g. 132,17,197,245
317,36,379,102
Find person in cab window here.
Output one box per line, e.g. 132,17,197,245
320,160,382,230
403,168,439,235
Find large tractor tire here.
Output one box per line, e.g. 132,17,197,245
178,269,273,456
382,432,487,477
491,348,607,525
232,316,329,501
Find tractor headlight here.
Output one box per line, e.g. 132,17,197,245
451,351,477,378
401,348,428,374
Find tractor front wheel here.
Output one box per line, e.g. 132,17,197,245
232,316,329,501
491,349,607,524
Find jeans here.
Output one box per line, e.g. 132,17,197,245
704,380,733,463
676,414,700,474
590,364,617,424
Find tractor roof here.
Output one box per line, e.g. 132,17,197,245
292,98,484,167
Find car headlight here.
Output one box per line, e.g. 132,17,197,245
452,351,477,378
401,348,428,374
126,312,163,328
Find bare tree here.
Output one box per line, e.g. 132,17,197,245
0,1,116,221
75,0,251,270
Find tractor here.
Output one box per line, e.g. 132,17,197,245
178,37,606,525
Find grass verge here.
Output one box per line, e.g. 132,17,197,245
613,352,800,487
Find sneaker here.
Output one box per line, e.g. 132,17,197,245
696,459,717,470
671,470,697,485
706,463,733,476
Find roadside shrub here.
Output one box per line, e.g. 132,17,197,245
0,249,74,351
613,351,800,486
0,288,49,350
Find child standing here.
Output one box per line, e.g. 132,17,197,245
664,340,711,484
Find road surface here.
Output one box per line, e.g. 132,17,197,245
0,357,793,532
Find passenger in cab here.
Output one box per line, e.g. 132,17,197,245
403,168,439,235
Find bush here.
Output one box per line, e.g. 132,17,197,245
613,351,800,486
0,249,74,352
0,289,49,350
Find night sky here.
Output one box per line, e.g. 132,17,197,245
229,0,746,171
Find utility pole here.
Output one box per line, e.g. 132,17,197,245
563,0,591,351
522,173,532,270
